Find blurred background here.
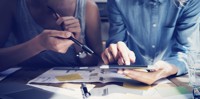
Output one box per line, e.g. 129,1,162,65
95,0,108,49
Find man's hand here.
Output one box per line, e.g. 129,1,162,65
56,16,81,39
101,41,136,65
118,61,178,85
34,30,74,53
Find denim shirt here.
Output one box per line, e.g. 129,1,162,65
106,0,200,76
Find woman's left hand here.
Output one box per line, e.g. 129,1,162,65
56,16,81,39
118,61,178,85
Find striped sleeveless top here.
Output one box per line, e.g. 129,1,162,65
10,0,86,67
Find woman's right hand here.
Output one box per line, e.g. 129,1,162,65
34,29,74,53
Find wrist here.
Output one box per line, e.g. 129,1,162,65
28,36,46,53
153,61,178,79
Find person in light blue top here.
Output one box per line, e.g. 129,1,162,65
101,0,200,85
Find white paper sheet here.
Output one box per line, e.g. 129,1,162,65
28,67,138,84
90,84,143,96
28,83,95,99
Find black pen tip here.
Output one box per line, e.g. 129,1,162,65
82,45,94,54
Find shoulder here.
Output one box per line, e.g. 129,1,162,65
85,0,99,15
85,0,100,27
85,0,98,10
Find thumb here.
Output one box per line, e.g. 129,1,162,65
153,61,166,71
49,30,72,39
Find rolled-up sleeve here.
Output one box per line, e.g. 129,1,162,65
165,0,200,76
106,0,127,47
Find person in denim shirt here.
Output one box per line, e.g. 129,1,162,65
101,0,200,85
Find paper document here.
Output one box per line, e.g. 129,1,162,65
28,83,95,99
0,67,21,81
29,67,140,84
90,84,143,96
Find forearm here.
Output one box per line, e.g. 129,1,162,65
126,61,178,85
153,61,179,80
0,36,45,70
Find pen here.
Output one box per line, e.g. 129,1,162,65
81,83,91,99
47,6,94,54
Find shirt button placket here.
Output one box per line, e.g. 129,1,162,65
152,45,156,48
150,1,159,58
152,23,157,27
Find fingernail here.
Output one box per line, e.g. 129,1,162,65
125,61,130,65
118,61,122,65
124,70,129,74
117,70,123,74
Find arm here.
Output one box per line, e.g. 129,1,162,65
0,1,75,71
106,0,127,47
164,0,200,76
55,0,102,66
0,1,43,70
67,0,103,66
120,0,200,85
56,0,103,66
101,0,135,65
81,0,103,65
0,30,74,71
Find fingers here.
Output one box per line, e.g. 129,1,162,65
153,61,166,71
118,69,156,85
101,51,109,65
67,26,81,34
56,16,76,25
47,30,72,39
39,30,75,54
56,17,80,30
56,16,81,38
118,57,125,65
101,49,114,64
117,69,123,74
129,51,136,63
101,41,136,65
101,43,119,64
63,20,79,27
109,44,118,60
117,41,130,65
117,69,137,80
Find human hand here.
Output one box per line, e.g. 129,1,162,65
34,30,74,53
101,41,136,65
118,61,178,85
56,16,81,39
